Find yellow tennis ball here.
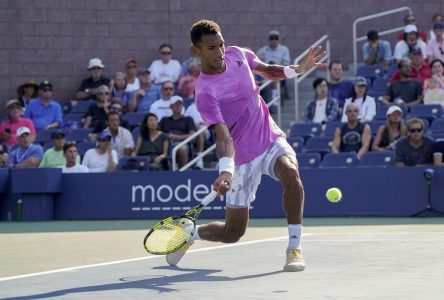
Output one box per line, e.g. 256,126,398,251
326,188,342,202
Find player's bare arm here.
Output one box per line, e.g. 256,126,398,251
254,46,327,80
212,123,234,195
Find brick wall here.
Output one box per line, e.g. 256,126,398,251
0,0,442,112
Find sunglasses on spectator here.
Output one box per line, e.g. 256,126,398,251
269,36,279,40
127,65,137,69
42,88,52,92
163,87,174,91
161,51,172,55
98,92,110,95
408,128,422,133
406,18,415,23
111,106,122,111
90,67,102,70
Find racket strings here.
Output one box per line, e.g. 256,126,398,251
145,218,195,254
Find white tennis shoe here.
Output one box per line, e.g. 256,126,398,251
283,248,306,272
166,240,194,266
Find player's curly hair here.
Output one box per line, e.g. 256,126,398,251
190,20,220,46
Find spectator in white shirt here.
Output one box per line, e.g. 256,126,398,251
82,131,118,173
149,43,182,85
62,142,89,173
104,112,134,159
341,76,376,123
150,82,184,121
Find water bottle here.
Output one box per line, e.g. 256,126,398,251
16,199,23,221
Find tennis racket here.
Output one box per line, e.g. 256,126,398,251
143,190,218,255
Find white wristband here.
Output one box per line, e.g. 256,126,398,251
283,66,300,78
219,157,235,175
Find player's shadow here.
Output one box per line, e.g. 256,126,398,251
2,267,283,299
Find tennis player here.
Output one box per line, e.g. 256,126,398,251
167,20,326,272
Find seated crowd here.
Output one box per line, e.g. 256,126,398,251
1,12,444,171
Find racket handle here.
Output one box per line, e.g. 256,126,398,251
200,190,218,207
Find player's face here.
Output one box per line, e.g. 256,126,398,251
193,33,225,74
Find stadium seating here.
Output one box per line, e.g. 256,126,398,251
303,136,332,156
323,122,342,137
431,119,444,134
370,77,389,92
66,128,92,142
409,104,443,123
70,100,95,114
289,123,322,139
117,156,150,171
360,151,395,167
368,120,385,135
287,136,304,153
76,141,96,157
123,112,146,128
296,152,321,168
131,126,140,141
34,129,59,144
321,152,359,168
356,65,384,81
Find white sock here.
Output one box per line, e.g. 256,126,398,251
288,224,302,250
190,225,202,242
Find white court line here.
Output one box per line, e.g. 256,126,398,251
0,233,312,283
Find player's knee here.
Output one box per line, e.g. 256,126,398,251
280,165,301,186
223,228,245,243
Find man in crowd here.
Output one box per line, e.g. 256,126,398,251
76,58,111,100
8,127,44,168
0,99,36,146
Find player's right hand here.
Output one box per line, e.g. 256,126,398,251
213,171,232,196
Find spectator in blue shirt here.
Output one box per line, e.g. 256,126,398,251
24,81,63,131
127,68,161,112
328,61,353,110
8,127,44,168
363,30,392,69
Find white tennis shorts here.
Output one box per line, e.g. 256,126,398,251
225,136,296,208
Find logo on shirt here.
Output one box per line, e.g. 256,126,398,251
236,60,243,68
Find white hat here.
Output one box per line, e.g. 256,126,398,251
17,127,31,137
87,58,105,70
169,95,183,105
386,105,403,116
404,24,418,33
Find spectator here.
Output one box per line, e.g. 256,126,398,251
159,97,196,168
426,22,444,62
24,81,63,131
341,76,376,123
397,14,427,41
0,99,36,146
8,127,44,168
62,142,89,173
150,82,183,121
0,144,8,168
131,112,169,170
395,118,436,167
434,138,444,166
394,25,428,63
181,51,198,76
39,130,80,168
428,13,444,41
83,85,111,129
110,72,132,109
383,60,423,107
372,105,407,151
362,30,392,68
303,77,339,124
81,131,118,173
327,61,353,110
256,30,291,99
16,80,38,110
124,58,140,93
331,103,371,159
390,46,431,84
127,68,161,112
178,58,201,99
76,58,110,100
184,99,207,169
104,111,134,159
91,100,130,135
423,59,444,107
149,43,182,85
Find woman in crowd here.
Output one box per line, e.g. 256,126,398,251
372,105,407,151
423,59,444,108
341,76,376,123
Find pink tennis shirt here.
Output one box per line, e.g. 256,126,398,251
195,46,283,165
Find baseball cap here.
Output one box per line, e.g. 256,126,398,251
97,131,111,141
404,24,418,33
353,76,368,86
51,130,66,139
386,105,403,116
17,127,31,137
410,45,422,55
169,95,183,105
137,68,151,76
125,58,137,66
367,30,379,40
269,30,280,37
6,99,21,109
87,58,105,70
39,80,53,90
433,22,444,30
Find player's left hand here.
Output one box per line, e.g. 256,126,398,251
294,46,327,74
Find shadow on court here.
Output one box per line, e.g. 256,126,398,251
2,267,283,299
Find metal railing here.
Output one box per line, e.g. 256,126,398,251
172,81,281,171
352,6,412,74
293,35,330,122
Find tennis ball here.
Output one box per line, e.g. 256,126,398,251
326,187,342,202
